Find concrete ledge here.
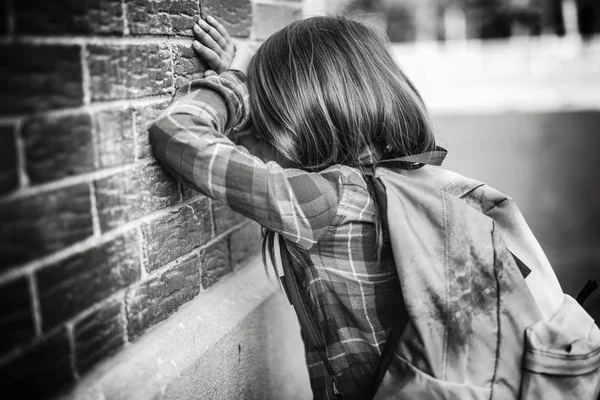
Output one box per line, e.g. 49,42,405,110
61,257,311,400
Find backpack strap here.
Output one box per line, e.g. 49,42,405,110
576,279,598,306
277,236,346,400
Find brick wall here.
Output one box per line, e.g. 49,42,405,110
0,0,303,398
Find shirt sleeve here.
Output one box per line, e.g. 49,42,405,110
149,70,343,250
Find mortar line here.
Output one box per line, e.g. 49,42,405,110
0,95,171,122
0,115,23,125
208,199,215,238
66,323,80,380
28,273,42,338
167,42,177,94
13,119,30,189
0,160,150,205
137,225,148,279
198,0,204,19
0,195,204,284
80,44,92,105
132,108,139,161
121,0,130,36
121,291,131,345
89,181,102,237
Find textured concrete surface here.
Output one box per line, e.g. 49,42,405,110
61,256,312,400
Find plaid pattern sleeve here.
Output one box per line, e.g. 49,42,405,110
149,70,343,249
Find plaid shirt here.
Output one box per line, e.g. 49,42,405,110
150,71,401,400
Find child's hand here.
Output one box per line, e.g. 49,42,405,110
193,16,234,73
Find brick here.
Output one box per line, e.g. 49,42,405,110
0,124,18,194
201,0,252,38
22,112,94,184
0,328,74,398
0,183,94,269
132,100,170,160
95,107,135,168
142,197,212,272
126,255,200,340
15,0,124,35
74,297,125,374
172,43,208,89
199,240,231,289
37,231,140,332
126,0,199,36
95,164,180,232
253,3,302,40
0,44,83,115
213,200,247,235
0,277,35,354
88,44,173,101
229,222,262,266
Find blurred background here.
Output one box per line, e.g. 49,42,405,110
306,0,600,320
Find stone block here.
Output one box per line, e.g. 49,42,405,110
94,163,180,232
88,44,173,101
199,240,231,289
74,297,125,374
36,230,140,331
0,44,83,115
0,183,94,269
126,0,199,36
0,277,35,354
22,112,94,183
0,124,18,194
126,255,201,340
142,197,212,272
15,0,124,35
0,328,74,398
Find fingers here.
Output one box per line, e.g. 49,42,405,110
192,41,223,71
206,16,231,44
194,22,221,55
198,17,229,50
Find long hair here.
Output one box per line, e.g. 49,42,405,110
246,16,436,278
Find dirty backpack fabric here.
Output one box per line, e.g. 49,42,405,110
278,148,600,400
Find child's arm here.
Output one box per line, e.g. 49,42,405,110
150,21,343,250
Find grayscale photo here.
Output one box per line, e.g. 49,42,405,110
1,0,599,399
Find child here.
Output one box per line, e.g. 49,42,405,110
151,15,441,400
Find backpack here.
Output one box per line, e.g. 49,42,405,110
278,148,600,400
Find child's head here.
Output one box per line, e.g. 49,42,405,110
247,16,436,170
